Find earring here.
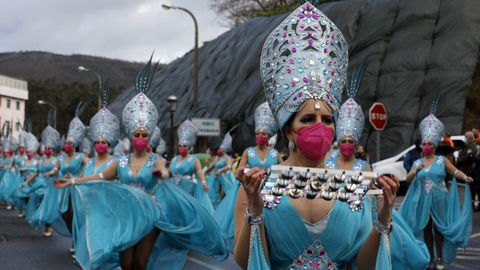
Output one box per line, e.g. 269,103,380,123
288,139,295,152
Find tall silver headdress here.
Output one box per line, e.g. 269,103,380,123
419,95,444,146
260,2,348,130
177,119,198,148
1,122,14,152
149,126,161,148
18,130,27,147
81,137,93,154
41,108,61,150
254,102,277,135
157,138,167,154
67,100,91,147
219,132,233,153
113,140,125,157
336,60,368,143
25,132,40,153
89,84,120,147
122,57,159,139
268,134,278,147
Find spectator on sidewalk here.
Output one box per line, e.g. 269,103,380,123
403,136,422,173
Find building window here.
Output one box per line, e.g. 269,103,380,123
6,98,11,109
16,101,20,110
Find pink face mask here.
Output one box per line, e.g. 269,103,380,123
132,137,148,152
64,144,74,153
19,147,25,154
294,122,333,161
179,147,188,157
27,151,34,158
339,143,355,157
256,135,268,146
95,143,109,155
217,148,224,156
422,144,434,155
45,149,53,156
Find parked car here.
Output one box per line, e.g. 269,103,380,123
371,135,465,195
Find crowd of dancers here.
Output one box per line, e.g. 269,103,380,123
0,2,474,270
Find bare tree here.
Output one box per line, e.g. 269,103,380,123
210,0,296,27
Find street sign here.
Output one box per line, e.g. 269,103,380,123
192,118,220,136
369,103,388,131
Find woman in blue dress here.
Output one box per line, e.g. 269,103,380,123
234,3,399,269
240,102,283,171
17,132,46,228
0,136,16,208
58,101,90,236
55,60,228,270
206,133,235,209
30,119,62,236
170,119,213,213
400,100,473,269
328,72,430,270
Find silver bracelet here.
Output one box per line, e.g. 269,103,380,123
70,178,76,185
244,208,264,225
454,169,459,176
374,220,392,235
99,172,104,180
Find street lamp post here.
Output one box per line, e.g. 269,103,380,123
167,95,178,160
78,65,103,110
38,100,57,129
162,3,199,115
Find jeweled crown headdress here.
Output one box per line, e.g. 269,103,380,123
122,56,159,139
254,102,277,135
220,132,233,153
149,126,161,148
177,119,198,148
419,95,444,146
157,138,166,154
89,83,120,148
25,132,40,153
67,99,91,147
268,133,278,147
41,108,61,150
336,60,368,143
260,1,348,130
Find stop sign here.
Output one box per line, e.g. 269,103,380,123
369,103,388,131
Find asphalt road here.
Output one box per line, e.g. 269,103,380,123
0,200,479,270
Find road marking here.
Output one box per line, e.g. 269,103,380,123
186,256,223,270
449,263,470,269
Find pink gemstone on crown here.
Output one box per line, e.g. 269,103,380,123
292,47,297,53
291,82,296,87
287,68,292,74
289,59,295,64
282,32,287,38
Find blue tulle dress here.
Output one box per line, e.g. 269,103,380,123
0,156,15,201
1,155,27,207
170,154,214,214
399,155,472,264
326,157,430,269
30,157,59,227
69,153,228,270
14,158,48,225
206,156,236,209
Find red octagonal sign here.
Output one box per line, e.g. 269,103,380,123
369,102,388,131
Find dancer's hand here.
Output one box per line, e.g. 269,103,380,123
202,181,210,192
374,175,399,226
237,167,266,217
54,178,72,188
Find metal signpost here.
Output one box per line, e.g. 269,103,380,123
369,103,388,162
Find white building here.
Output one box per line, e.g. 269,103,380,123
0,74,29,139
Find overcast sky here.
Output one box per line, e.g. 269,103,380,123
0,0,229,63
